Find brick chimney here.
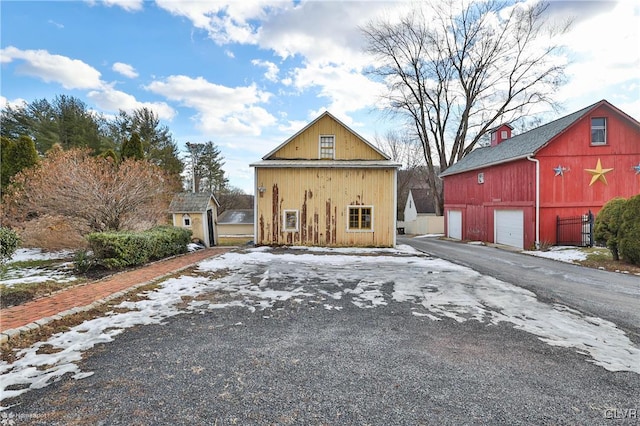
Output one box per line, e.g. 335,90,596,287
490,124,513,147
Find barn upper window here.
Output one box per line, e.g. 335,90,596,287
591,118,607,145
182,214,191,227
347,206,373,231
283,210,299,232
319,135,335,159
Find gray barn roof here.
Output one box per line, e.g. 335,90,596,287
217,209,254,225
409,188,436,214
440,100,606,177
168,192,219,213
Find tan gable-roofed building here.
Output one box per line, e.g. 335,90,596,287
168,192,219,247
250,111,401,247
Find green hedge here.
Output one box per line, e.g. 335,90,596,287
0,226,21,265
595,195,640,266
87,226,192,269
618,194,640,266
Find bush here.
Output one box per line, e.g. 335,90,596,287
86,226,192,269
618,194,640,266
0,226,21,264
594,197,627,261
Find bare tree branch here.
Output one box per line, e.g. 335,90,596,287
362,0,569,214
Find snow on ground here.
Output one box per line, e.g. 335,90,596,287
7,249,73,264
1,249,77,288
523,246,589,263
2,246,639,406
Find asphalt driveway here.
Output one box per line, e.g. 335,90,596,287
3,246,639,425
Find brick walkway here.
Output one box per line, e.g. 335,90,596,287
0,248,230,334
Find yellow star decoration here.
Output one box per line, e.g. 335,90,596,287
585,158,614,186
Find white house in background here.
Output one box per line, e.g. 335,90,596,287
217,209,254,237
403,188,444,235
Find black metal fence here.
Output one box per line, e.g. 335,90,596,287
556,211,594,247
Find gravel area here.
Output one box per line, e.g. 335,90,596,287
5,289,639,425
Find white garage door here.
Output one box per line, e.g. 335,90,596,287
495,210,524,249
448,210,462,240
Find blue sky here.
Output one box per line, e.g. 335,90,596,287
2,0,639,194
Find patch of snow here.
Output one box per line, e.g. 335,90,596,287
2,247,638,406
187,243,205,252
414,234,444,239
7,249,73,264
523,246,589,263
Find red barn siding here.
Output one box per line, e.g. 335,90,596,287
536,104,640,243
443,159,537,248
444,102,640,248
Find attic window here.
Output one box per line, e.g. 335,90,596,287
182,214,191,227
319,135,335,159
591,117,607,145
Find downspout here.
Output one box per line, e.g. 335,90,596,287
526,155,540,249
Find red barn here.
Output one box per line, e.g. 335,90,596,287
440,100,640,250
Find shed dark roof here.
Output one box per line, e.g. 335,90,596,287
440,100,609,177
168,192,218,213
410,188,436,214
217,209,254,225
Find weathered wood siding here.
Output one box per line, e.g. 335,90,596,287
255,167,396,247
269,115,385,160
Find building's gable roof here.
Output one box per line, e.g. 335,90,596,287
168,192,219,213
409,188,436,214
440,100,634,177
261,111,391,161
217,209,254,224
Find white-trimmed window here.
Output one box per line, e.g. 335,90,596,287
283,210,299,232
591,117,607,145
319,135,335,159
347,206,373,231
182,214,191,227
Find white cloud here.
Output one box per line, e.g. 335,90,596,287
85,0,143,12
155,0,286,45
112,62,139,78
553,1,640,116
289,62,387,119
0,96,27,110
251,59,279,82
145,75,276,136
0,46,103,90
87,87,176,121
48,19,64,29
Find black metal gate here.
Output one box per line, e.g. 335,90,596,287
556,211,594,247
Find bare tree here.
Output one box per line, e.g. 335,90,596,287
3,148,173,232
362,0,569,214
375,130,428,220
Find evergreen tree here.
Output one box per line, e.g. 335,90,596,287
1,96,113,155
121,132,144,160
1,136,15,190
110,108,183,181
1,135,39,190
197,141,228,193
187,141,228,193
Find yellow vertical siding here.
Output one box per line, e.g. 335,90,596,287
269,115,385,160
255,167,396,247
